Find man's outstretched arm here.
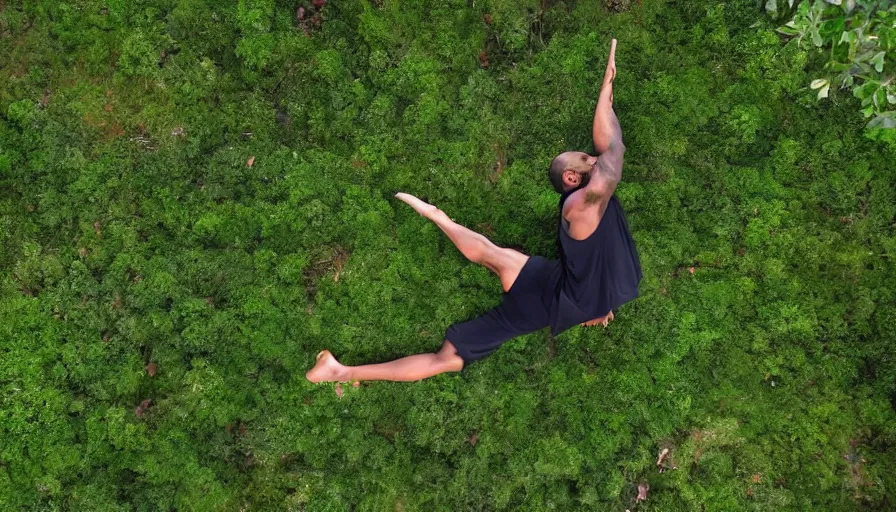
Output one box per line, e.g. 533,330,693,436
590,39,625,194
592,39,619,154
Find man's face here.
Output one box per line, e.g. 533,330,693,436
560,151,599,192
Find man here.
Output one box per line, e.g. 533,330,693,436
306,39,641,383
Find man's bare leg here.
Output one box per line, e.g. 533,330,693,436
306,341,464,383
395,192,527,292
307,194,522,384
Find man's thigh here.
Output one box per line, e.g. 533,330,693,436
489,247,529,293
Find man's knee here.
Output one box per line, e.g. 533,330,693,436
437,352,464,373
437,341,465,372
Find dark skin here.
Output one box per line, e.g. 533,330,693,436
556,38,624,327
306,40,621,383
559,39,623,223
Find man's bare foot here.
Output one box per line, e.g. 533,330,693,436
581,310,614,327
395,193,443,221
306,350,351,383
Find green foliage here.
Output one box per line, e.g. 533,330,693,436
1,0,895,510
770,0,896,130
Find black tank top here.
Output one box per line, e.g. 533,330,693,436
549,192,642,335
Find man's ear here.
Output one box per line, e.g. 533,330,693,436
562,169,580,188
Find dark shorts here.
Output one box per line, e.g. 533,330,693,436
446,256,559,369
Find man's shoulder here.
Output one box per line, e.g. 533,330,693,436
563,187,612,218
562,190,614,240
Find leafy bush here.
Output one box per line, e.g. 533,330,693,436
770,0,896,129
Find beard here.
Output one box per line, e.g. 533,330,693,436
575,169,593,190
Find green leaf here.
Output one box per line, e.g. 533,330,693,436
811,29,824,47
870,52,885,73
777,25,801,36
854,82,874,100
875,88,886,109
867,113,896,129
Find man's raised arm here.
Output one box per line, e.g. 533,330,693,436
589,39,625,194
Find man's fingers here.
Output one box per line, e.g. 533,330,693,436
604,39,617,83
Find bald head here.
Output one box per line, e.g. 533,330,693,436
547,151,597,193
548,154,569,193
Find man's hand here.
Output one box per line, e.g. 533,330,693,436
581,310,614,328
604,38,617,86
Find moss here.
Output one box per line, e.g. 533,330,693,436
0,0,894,509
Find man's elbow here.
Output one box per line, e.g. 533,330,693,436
607,137,625,155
